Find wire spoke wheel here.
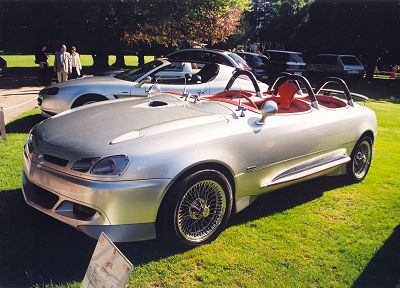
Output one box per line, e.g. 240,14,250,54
177,180,226,243
352,139,372,180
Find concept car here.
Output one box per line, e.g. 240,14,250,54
23,71,377,246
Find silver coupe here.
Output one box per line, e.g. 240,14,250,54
23,71,377,246
37,59,268,116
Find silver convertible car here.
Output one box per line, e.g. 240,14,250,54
37,59,268,116
22,71,377,246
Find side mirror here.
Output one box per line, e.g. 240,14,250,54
135,76,152,88
257,101,278,125
142,76,152,83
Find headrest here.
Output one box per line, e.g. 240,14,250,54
278,82,299,109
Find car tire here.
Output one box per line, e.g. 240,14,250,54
157,169,233,247
71,94,107,108
346,135,373,182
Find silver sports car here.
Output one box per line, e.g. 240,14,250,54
37,59,268,117
22,71,377,246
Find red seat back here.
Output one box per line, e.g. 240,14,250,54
278,82,299,109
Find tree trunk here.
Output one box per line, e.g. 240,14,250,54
138,53,145,67
92,53,109,74
365,53,378,80
114,53,126,68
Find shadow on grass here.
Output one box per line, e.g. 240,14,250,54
0,189,95,287
5,114,45,134
352,225,400,288
0,176,353,287
229,175,352,227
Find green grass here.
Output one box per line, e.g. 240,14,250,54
1,55,155,67
0,98,399,287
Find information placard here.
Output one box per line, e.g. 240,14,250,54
82,232,133,288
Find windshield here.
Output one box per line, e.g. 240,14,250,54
114,60,164,82
228,53,250,68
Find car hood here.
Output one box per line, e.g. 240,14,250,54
36,94,230,151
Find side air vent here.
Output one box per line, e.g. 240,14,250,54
43,154,69,167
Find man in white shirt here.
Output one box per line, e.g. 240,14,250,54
54,44,71,82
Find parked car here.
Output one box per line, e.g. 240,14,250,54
23,71,376,246
307,54,365,80
167,48,251,71
0,56,7,76
236,52,269,80
264,50,307,79
38,59,268,117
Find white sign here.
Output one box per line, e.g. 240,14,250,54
82,232,133,288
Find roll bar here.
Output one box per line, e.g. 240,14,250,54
225,69,262,98
268,72,291,92
316,77,354,107
268,74,319,110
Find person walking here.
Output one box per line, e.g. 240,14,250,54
70,46,82,79
35,44,48,85
54,44,71,82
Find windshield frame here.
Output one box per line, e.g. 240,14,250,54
113,59,170,82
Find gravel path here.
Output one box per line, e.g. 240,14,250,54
0,86,42,124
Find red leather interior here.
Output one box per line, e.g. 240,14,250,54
277,82,299,109
300,95,348,109
206,89,312,114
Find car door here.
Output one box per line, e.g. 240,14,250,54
236,107,353,198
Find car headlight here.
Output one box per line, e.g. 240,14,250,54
72,157,100,173
40,87,59,95
26,128,38,154
91,155,130,176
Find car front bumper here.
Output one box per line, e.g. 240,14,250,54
22,149,171,242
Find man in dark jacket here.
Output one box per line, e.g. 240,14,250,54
35,45,49,85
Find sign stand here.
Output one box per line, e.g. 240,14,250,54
0,107,6,141
82,232,133,288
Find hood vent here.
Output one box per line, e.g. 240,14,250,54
149,100,168,107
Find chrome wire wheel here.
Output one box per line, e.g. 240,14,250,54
177,180,226,243
352,139,372,180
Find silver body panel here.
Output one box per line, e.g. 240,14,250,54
23,93,377,242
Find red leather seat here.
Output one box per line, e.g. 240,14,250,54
277,82,299,109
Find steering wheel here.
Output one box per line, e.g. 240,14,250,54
222,90,259,110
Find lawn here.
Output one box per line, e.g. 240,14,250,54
1,55,155,67
0,95,399,287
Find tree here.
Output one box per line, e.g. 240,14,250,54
240,0,311,51
124,0,250,49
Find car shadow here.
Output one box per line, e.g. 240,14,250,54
352,225,400,288
229,175,352,226
5,113,45,134
0,189,96,287
0,176,353,287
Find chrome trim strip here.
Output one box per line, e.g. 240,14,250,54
263,156,351,187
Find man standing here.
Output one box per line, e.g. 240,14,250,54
54,44,71,82
35,44,48,85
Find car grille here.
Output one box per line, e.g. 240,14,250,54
43,154,69,167
25,180,59,209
